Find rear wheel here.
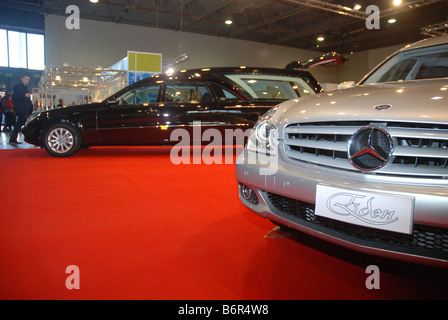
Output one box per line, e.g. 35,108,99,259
43,122,81,157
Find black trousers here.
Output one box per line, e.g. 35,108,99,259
4,112,15,128
10,113,27,143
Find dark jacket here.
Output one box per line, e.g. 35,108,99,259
12,82,32,115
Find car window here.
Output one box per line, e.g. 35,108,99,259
377,59,417,82
223,74,315,100
363,43,448,84
209,83,241,101
116,85,160,105
164,83,214,103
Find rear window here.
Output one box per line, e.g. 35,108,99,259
223,74,316,100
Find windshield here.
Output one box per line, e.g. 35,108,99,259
223,74,316,100
362,43,448,84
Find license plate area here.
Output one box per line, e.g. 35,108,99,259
315,185,414,235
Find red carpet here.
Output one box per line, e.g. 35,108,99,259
0,146,447,300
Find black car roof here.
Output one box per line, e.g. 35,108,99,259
111,66,322,100
157,66,316,79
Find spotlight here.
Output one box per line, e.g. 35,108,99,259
354,4,362,10
317,36,325,41
89,0,99,3
388,18,397,23
225,13,233,25
393,0,402,6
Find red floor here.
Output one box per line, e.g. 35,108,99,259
0,146,447,300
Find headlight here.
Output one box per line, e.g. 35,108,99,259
25,113,40,125
255,122,270,145
247,120,278,155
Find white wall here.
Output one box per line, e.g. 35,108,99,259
44,14,340,83
44,14,410,86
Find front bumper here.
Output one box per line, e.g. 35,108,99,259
236,145,448,268
22,121,42,147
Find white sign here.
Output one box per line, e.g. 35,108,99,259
315,185,414,234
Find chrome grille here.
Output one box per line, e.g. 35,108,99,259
283,121,448,178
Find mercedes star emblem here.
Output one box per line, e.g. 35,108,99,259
374,104,392,111
347,124,394,171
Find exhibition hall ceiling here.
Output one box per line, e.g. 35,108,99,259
2,0,448,53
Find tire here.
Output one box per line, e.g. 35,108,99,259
43,122,82,157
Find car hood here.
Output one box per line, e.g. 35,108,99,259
39,103,102,116
276,79,448,134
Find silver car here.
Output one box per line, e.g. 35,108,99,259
236,35,448,268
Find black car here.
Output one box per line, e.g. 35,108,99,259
22,67,322,157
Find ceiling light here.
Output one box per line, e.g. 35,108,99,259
388,18,397,23
89,0,99,3
393,0,402,6
225,13,233,25
354,4,362,10
317,36,325,41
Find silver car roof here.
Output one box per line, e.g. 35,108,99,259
401,34,448,52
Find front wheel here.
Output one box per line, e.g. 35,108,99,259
43,122,82,157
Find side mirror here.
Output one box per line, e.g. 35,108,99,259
336,81,356,90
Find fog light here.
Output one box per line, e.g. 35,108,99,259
242,185,252,200
240,184,259,205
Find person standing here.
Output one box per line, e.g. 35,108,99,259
3,92,15,132
10,74,32,144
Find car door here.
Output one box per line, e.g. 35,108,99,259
160,81,220,145
96,82,163,145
